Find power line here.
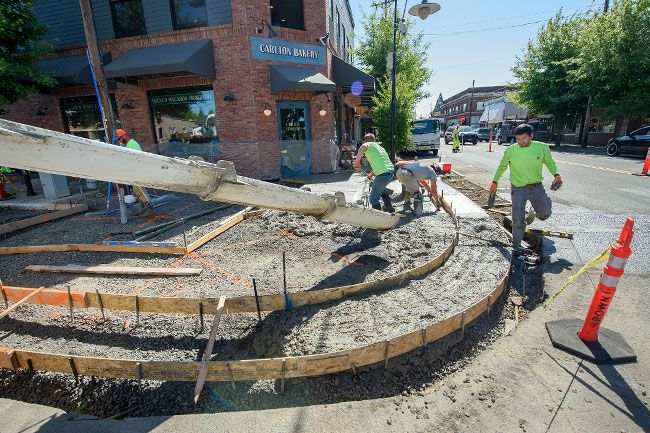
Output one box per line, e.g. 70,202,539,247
422,19,547,36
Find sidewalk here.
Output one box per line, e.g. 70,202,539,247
1,171,647,433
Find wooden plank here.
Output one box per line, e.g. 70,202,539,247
0,205,88,235
0,287,44,319
0,272,509,383
244,209,266,218
25,265,203,276
3,286,88,308
102,241,178,247
194,296,226,403
186,208,249,253
0,244,187,255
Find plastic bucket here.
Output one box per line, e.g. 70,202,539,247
442,163,452,174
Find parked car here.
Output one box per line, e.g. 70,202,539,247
497,120,550,145
606,126,650,157
475,127,492,142
445,126,478,145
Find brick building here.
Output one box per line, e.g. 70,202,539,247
440,85,513,128
1,0,373,180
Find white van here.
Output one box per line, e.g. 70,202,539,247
408,118,441,155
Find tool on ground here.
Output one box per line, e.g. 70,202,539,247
486,191,496,208
528,228,573,239
510,296,523,323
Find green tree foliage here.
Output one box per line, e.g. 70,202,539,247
511,12,587,131
0,0,55,106
355,7,431,152
513,0,650,135
576,0,650,118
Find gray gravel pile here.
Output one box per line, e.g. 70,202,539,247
0,191,524,417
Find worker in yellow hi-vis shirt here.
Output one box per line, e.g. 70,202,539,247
116,129,154,217
490,123,563,253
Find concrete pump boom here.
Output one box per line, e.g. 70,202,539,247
0,120,399,230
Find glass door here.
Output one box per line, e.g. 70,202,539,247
277,101,311,177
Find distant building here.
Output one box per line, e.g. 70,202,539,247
441,86,513,128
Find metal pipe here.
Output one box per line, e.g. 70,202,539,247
0,120,399,230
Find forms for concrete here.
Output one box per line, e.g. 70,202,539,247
0,199,510,384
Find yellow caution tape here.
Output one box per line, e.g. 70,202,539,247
543,243,613,308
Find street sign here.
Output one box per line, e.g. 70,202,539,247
458,116,465,124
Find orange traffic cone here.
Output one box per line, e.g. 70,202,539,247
642,147,650,175
0,177,8,200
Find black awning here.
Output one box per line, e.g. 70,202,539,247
269,65,335,94
38,53,111,86
332,55,375,90
104,39,215,80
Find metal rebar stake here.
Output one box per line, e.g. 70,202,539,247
253,278,262,322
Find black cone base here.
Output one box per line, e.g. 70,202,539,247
545,318,637,364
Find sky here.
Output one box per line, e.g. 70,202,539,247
347,0,605,117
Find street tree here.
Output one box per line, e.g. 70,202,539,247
511,12,588,145
0,0,55,106
355,7,431,152
575,0,650,128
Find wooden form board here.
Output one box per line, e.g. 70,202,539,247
0,273,508,382
186,208,250,253
0,205,88,235
0,287,44,319
25,265,203,276
0,244,187,255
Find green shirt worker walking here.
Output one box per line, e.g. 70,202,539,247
116,129,154,217
489,124,563,252
354,133,395,212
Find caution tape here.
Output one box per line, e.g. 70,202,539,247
543,243,613,308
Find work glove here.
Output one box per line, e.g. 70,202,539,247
550,175,563,191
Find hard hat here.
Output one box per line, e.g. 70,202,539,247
116,129,126,138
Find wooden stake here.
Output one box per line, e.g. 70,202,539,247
135,296,140,326
0,287,44,320
252,279,261,321
95,289,105,321
227,363,236,391
67,286,74,321
193,296,226,404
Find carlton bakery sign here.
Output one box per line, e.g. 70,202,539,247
249,36,326,66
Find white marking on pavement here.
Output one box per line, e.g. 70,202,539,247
555,159,634,175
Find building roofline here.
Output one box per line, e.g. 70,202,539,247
443,85,515,104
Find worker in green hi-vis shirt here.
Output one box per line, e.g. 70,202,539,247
116,129,154,217
490,124,563,253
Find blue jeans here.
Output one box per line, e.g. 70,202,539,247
370,172,394,206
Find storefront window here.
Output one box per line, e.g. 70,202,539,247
271,0,305,30
149,87,217,146
172,0,208,29
111,0,146,38
61,95,119,141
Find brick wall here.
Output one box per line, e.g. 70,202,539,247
2,0,337,180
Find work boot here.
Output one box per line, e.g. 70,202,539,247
512,221,526,253
382,204,395,213
525,210,537,225
413,192,423,216
381,191,394,213
371,202,382,211
403,201,413,212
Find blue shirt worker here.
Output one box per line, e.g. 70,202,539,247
490,123,563,252
354,133,395,212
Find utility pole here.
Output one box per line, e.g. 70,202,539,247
389,0,398,162
467,79,475,127
79,0,115,143
604,0,609,12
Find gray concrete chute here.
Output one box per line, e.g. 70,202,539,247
0,119,399,230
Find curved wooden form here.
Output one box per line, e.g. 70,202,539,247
0,273,508,382
1,202,459,315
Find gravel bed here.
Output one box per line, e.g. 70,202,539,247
0,187,522,417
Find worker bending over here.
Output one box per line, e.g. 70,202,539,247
395,160,442,216
354,133,395,212
116,129,154,217
490,123,563,253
